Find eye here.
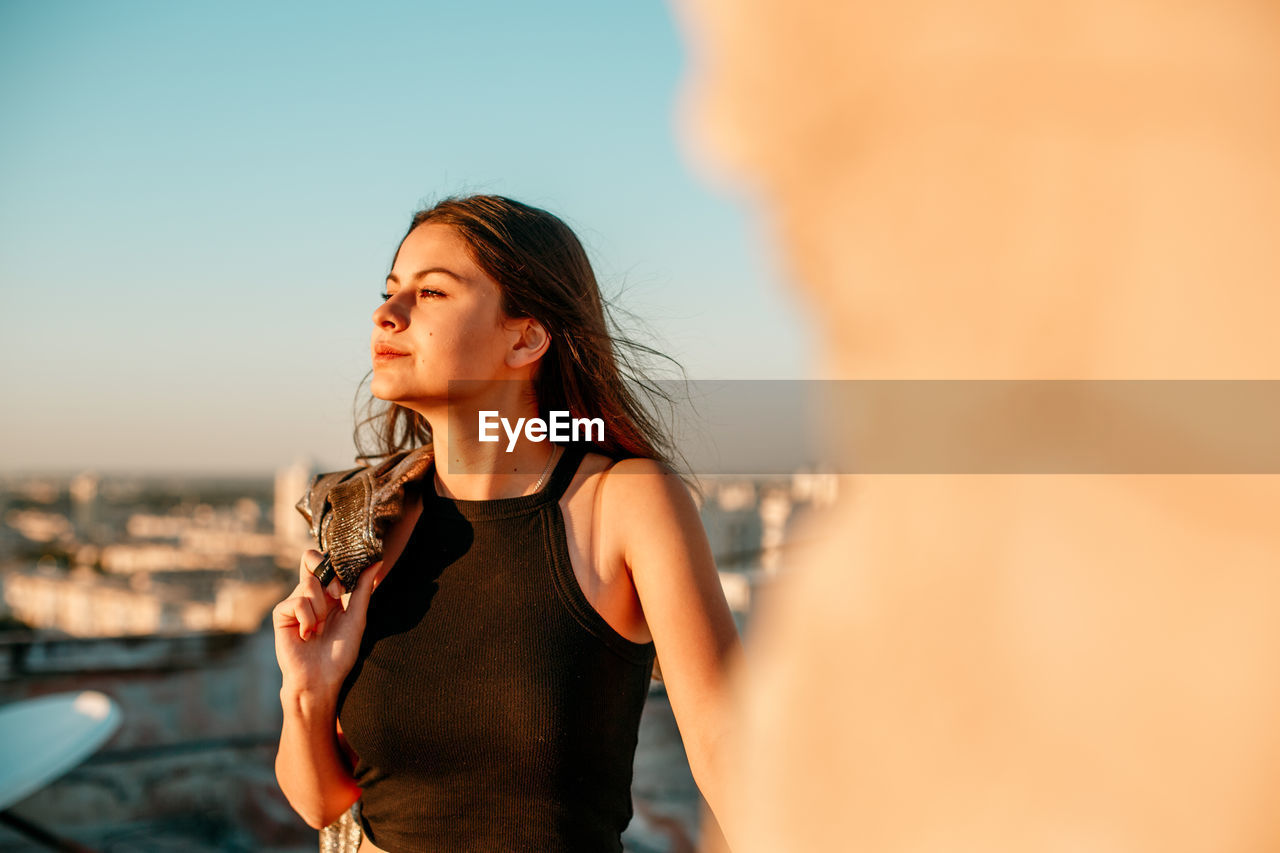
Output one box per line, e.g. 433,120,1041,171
378,288,443,303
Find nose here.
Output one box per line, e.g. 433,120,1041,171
372,293,409,331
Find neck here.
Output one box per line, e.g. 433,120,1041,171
412,392,562,501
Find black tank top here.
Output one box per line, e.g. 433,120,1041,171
336,442,657,852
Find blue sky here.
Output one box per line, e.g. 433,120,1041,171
0,0,812,476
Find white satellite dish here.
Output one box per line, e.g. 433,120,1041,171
0,690,122,810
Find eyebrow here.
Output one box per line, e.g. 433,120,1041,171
386,267,466,285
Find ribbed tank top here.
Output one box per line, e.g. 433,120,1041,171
336,442,657,853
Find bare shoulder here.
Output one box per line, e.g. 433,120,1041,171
595,456,701,549
607,456,672,475
576,452,678,486
599,456,690,501
606,450,686,479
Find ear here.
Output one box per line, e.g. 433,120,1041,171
503,316,551,370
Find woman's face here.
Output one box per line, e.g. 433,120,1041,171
370,222,517,406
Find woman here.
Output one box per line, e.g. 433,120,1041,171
272,195,741,852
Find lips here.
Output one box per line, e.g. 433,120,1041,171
374,342,410,356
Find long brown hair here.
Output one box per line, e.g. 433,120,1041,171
352,194,690,478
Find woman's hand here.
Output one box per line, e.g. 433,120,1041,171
272,550,381,698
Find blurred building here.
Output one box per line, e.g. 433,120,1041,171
274,458,316,567
697,470,840,612
2,567,283,637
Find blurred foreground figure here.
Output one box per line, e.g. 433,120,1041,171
671,1,1280,850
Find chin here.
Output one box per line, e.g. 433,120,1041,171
369,377,398,401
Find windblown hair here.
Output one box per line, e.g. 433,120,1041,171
352,193,689,478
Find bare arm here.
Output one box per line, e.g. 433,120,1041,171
610,459,744,832
276,686,362,829
272,551,380,829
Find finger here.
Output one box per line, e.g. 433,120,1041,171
330,565,379,643
326,579,343,600
288,576,335,627
298,549,325,584
291,597,318,640
343,560,382,616
296,551,339,613
271,600,299,630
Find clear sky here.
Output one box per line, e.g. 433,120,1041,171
0,0,813,476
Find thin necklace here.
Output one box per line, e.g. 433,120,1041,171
528,444,561,495
432,445,562,499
